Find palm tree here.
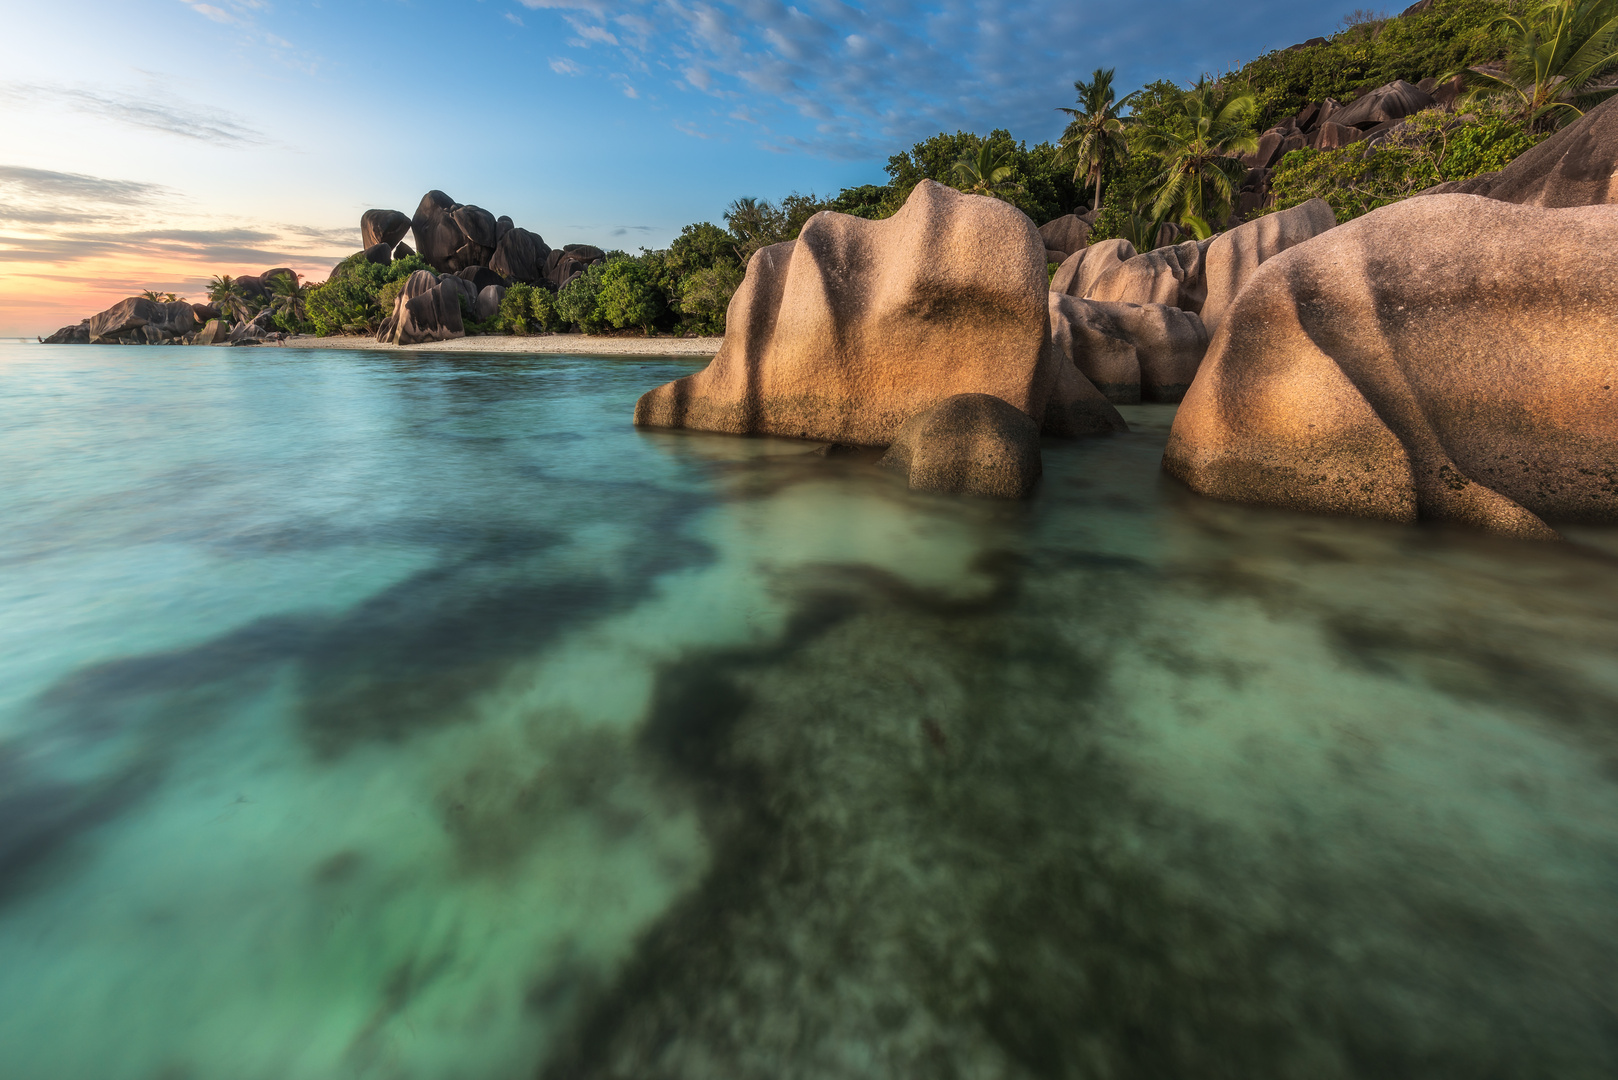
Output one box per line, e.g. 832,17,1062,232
206,275,251,324
1460,0,1618,129
723,196,780,262
1132,78,1259,238
1057,68,1137,211
267,270,308,329
951,143,1025,199
140,289,184,303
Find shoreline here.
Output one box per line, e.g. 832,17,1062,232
279,333,721,356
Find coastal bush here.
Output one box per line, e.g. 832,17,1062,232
304,253,431,336
1236,0,1519,128
597,259,665,334
497,283,536,334
884,129,1081,222
555,261,611,332
528,286,560,332
678,262,745,336
1268,107,1546,219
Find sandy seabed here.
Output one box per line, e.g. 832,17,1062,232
281,333,722,356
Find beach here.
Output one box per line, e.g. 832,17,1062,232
280,333,722,355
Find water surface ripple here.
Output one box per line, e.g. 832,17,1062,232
1,343,1615,1079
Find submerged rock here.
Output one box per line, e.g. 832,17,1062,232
635,180,1089,446
880,393,1043,498
1164,194,1618,538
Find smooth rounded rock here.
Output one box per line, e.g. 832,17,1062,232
879,393,1044,499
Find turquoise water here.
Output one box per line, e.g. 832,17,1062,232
1,342,1616,1079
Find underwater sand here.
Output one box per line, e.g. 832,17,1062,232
0,343,1615,1079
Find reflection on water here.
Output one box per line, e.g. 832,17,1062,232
0,344,1615,1079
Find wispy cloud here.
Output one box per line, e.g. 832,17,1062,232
0,167,171,205
0,83,266,145
550,57,584,75
515,0,1284,159
505,11,524,26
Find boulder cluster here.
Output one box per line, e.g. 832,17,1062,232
364,190,606,345
1233,75,1459,220
40,268,298,346
636,95,1618,537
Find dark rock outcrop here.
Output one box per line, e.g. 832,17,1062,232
42,321,89,344
411,190,466,272
364,242,393,265
1334,80,1436,129
475,284,505,322
451,205,499,250
457,265,506,293
879,394,1044,499
361,209,411,251
1164,194,1618,538
393,241,415,261
385,269,466,345
489,227,551,285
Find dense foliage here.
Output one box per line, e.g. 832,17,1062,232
303,254,430,336
1269,107,1548,219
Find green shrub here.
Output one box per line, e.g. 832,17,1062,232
1268,107,1546,220
529,286,560,332
304,253,431,336
555,261,610,332
496,282,536,334
597,259,665,334
678,262,745,335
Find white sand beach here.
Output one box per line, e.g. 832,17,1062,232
280,333,721,356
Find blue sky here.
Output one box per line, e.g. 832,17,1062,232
3,0,1350,333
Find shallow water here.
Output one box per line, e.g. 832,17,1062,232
1,342,1615,1079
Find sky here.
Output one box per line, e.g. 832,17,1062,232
2,0,1352,336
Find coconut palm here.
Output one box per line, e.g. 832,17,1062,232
1132,78,1259,238
267,270,308,329
1057,68,1137,211
951,143,1025,199
1461,0,1618,128
206,275,252,323
140,289,184,303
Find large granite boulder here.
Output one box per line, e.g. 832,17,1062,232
188,318,227,345
190,302,220,322
635,180,1092,445
1049,294,1209,404
1332,80,1436,128
457,265,506,293
475,284,505,322
1038,214,1091,259
1199,198,1337,338
451,205,499,250
364,242,392,265
438,272,478,313
879,394,1044,498
1086,238,1212,311
386,269,467,345
1163,194,1618,539
87,297,163,342
42,321,89,344
411,190,467,272
1050,238,1137,299
1425,93,1618,206
229,309,276,343
361,209,411,251
489,227,551,285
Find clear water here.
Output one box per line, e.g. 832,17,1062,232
1,342,1615,1080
